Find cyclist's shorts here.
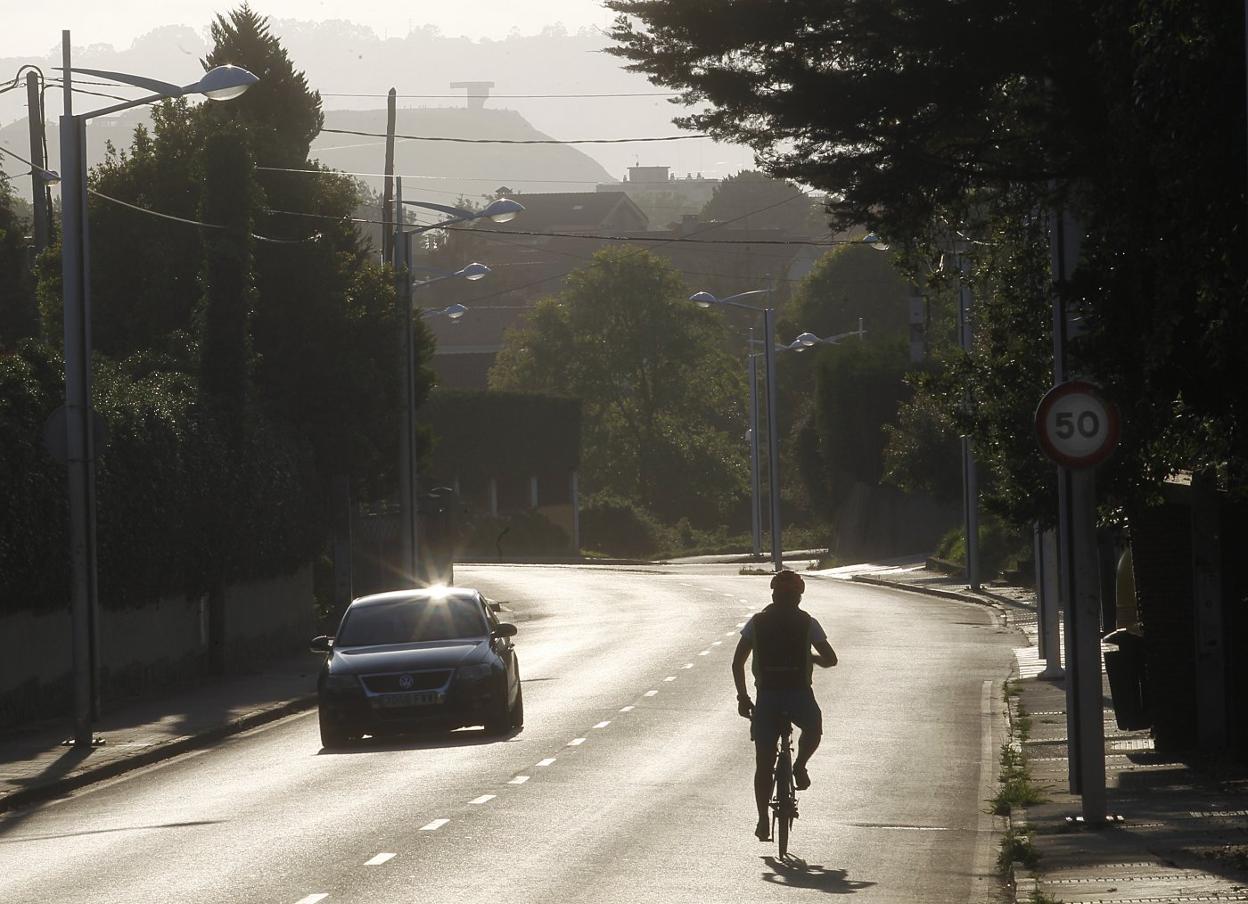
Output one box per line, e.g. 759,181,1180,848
751,686,822,750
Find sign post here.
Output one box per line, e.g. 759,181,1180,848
1035,380,1120,825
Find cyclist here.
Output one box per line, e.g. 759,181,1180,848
732,569,838,841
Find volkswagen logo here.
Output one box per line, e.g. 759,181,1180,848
398,674,414,690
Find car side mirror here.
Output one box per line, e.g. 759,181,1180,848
492,623,518,639
310,635,333,653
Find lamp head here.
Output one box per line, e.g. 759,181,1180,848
483,198,523,224
863,233,890,252
796,331,818,347
689,291,717,309
444,303,468,320
194,65,259,102
456,262,491,281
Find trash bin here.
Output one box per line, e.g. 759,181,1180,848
1103,628,1149,731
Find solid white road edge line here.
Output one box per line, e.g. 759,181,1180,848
365,853,396,866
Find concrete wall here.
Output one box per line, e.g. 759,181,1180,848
0,564,312,731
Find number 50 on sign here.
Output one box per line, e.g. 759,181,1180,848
1034,381,1121,469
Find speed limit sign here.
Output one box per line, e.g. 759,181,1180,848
1035,381,1120,469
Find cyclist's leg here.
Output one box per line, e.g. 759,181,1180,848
789,688,823,788
751,691,783,838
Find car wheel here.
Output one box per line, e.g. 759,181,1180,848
318,709,352,749
484,681,513,736
510,682,525,731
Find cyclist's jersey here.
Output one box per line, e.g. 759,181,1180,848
741,604,825,689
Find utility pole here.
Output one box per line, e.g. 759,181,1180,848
747,329,762,559
955,250,981,590
26,71,49,256
381,88,396,265
395,177,415,582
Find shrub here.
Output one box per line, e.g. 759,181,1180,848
579,494,669,558
935,513,1030,579
461,510,569,559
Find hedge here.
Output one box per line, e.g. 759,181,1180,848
0,342,320,614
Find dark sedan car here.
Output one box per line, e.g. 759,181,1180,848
311,587,523,748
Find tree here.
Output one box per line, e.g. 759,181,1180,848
489,246,747,525
609,0,1248,515
700,170,820,235
0,167,35,348
195,125,256,433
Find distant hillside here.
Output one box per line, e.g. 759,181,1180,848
313,107,614,205
0,104,614,205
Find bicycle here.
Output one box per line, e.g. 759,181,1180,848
770,713,799,858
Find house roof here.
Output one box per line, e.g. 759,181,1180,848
489,191,649,232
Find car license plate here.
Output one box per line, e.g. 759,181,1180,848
374,692,439,709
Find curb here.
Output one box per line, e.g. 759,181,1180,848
849,573,1007,611
0,694,317,815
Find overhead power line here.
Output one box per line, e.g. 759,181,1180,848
319,127,708,145
321,91,679,99
89,189,319,244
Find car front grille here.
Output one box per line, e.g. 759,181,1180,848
361,670,453,693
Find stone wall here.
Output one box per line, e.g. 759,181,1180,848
0,564,312,732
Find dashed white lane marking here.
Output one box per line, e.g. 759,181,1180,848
537,757,557,767
294,895,328,904
681,663,694,669
644,690,658,697
736,622,747,628
567,737,587,746
508,775,531,784
594,720,611,729
738,599,749,603
663,676,677,682
723,593,735,598
698,650,710,656
724,631,737,636
712,641,723,646
420,819,450,831
619,705,635,712
469,795,496,805
365,853,396,866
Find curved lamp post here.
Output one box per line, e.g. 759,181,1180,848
690,289,784,571
57,31,258,747
393,229,505,584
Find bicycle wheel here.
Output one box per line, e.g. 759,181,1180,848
774,751,793,858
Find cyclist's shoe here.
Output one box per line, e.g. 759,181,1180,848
793,763,811,791
755,818,771,841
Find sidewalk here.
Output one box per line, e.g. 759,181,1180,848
843,563,1248,904
0,654,321,814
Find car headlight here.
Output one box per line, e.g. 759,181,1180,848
323,673,360,691
457,663,493,683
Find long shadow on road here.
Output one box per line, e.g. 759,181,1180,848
761,855,875,894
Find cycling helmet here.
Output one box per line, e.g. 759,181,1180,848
770,570,805,594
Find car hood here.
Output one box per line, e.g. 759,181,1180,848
330,639,488,675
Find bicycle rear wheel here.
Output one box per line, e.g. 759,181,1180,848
774,752,793,858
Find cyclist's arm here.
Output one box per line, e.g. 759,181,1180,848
732,636,753,698
812,639,838,668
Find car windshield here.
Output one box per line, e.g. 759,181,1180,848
337,595,488,647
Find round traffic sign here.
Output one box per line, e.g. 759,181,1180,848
1034,381,1120,469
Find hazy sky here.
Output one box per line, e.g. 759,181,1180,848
3,0,617,57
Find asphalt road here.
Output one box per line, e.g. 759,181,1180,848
0,565,1016,904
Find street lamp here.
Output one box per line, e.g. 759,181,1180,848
690,289,785,571
392,181,518,584
56,31,257,748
